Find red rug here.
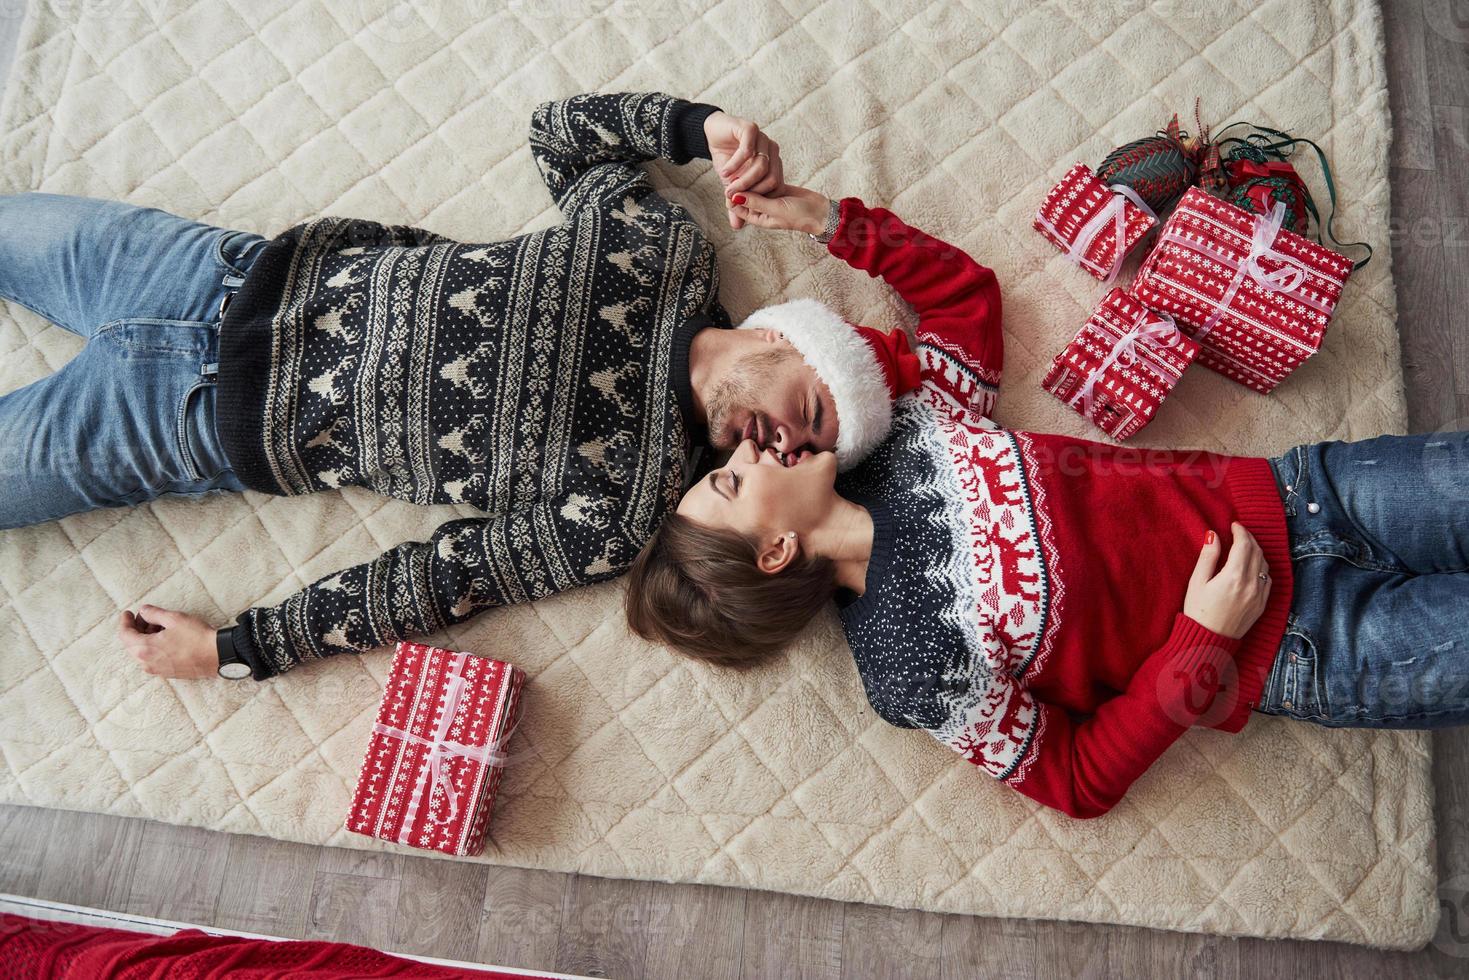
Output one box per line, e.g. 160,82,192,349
0,912,551,979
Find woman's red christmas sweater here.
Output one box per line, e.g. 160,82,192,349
827,198,1293,819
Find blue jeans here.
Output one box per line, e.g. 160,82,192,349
0,193,265,529
1252,430,1469,728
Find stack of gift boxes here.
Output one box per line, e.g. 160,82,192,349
1033,167,1357,439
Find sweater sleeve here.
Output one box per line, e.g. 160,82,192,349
825,197,1004,417
937,614,1240,819
329,218,453,249
229,499,633,679
529,92,721,218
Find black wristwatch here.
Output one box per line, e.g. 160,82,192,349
216,626,251,680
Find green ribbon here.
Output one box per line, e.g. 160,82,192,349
1210,121,1373,270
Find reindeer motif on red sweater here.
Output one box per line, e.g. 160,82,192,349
968,440,1025,511
990,523,1041,605
947,680,1034,775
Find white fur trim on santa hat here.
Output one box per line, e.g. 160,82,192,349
737,297,892,470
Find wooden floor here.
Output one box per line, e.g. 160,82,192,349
2,2,1468,977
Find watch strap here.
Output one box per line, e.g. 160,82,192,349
811,197,842,244
216,626,239,669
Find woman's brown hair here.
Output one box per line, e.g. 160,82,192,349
624,512,837,667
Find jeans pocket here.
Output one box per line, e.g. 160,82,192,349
213,228,264,279
1278,622,1329,720
176,379,216,484
1271,444,1308,519
100,318,213,357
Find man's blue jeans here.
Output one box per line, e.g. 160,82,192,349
1253,431,1469,728
0,193,264,528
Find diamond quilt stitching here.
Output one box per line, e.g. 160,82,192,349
0,0,1436,951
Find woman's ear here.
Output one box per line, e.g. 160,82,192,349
756,531,798,575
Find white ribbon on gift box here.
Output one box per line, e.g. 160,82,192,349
1071,308,1183,419
1194,200,1311,341
1036,182,1158,285
373,652,517,833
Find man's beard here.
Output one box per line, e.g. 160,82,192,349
706,347,790,450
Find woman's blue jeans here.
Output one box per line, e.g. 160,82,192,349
0,193,264,529
1253,430,1469,728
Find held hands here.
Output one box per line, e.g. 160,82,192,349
1183,523,1272,639
725,183,832,237
699,111,829,234
703,111,785,229
117,604,220,679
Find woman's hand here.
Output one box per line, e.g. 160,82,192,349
703,111,784,228
117,604,221,679
1183,523,1272,639
726,184,832,237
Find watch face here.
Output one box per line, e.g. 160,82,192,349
218,661,252,680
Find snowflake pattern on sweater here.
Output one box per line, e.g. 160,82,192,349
215,93,725,677
838,392,1056,785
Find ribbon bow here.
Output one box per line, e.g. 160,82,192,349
374,652,517,834
1039,183,1158,285
1196,200,1309,340
1072,309,1182,418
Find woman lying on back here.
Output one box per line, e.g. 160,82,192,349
623,185,1469,819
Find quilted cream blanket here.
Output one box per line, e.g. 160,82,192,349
0,0,1436,950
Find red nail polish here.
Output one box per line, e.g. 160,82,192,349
732,194,746,205
1205,530,1215,545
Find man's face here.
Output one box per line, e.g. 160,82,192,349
705,334,838,465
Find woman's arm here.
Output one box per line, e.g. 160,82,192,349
729,187,1003,416
950,612,1238,819
936,523,1272,819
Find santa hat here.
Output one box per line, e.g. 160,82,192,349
737,298,921,470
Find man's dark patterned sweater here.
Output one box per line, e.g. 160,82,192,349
215,92,726,679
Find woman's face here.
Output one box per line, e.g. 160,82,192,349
677,439,840,548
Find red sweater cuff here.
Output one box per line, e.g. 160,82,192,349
1141,613,1241,728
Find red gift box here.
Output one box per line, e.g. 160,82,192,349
346,642,524,856
1131,186,1355,393
1034,163,1158,283
1042,287,1199,441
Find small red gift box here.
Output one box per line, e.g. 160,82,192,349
1042,287,1199,441
1131,186,1355,393
1034,163,1158,283
346,642,525,856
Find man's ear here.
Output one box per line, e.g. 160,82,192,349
756,532,798,575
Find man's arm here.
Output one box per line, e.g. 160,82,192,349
528,92,784,226
528,92,721,218
118,498,635,679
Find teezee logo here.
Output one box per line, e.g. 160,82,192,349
1154,640,1241,730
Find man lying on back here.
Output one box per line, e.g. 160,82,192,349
0,92,894,680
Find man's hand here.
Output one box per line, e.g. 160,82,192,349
703,110,785,228
117,604,221,679
726,184,832,237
